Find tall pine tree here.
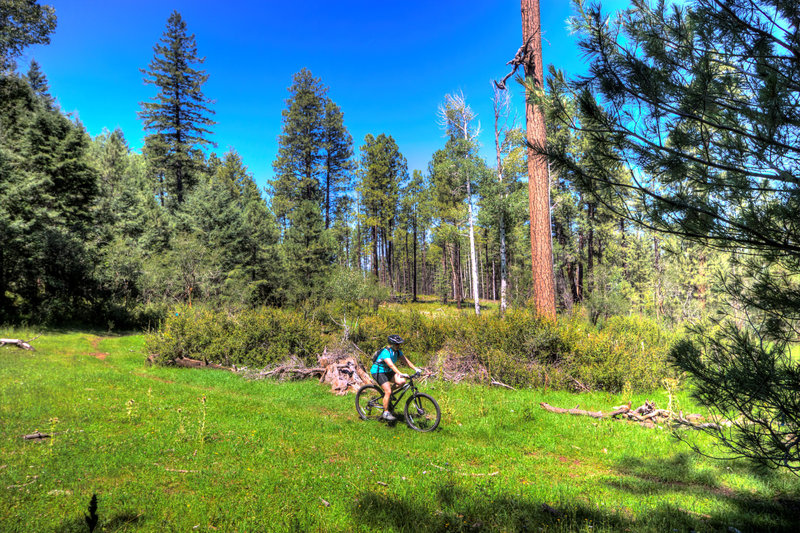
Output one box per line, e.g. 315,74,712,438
138,10,215,208
271,68,353,230
357,133,407,285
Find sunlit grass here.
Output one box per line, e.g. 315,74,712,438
1,331,798,532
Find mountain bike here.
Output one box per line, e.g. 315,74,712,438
355,372,441,432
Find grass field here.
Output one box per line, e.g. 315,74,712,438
1,331,798,532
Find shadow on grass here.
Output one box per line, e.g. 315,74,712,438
612,453,800,532
55,512,143,532
351,481,701,532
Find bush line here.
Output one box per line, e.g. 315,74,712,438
146,305,680,392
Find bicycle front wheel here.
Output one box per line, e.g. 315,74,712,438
405,393,440,432
355,384,385,420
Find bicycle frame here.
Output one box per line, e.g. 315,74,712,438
386,378,418,412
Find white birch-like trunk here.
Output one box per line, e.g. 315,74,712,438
467,177,480,315
493,87,510,315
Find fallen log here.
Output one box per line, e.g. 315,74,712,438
1,338,36,351
540,401,719,429
172,357,235,371
539,402,631,419
22,431,50,440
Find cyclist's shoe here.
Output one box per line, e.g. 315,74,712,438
382,411,397,421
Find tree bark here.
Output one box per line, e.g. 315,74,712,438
521,0,556,319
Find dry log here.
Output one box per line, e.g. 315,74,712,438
540,401,722,429
22,431,50,440
1,338,35,351
539,402,630,419
172,357,235,371
642,409,672,421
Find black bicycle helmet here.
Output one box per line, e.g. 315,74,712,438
387,334,404,345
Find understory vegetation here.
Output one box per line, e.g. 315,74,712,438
2,332,798,532
146,300,678,393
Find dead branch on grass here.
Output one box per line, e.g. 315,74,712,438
540,401,722,430
1,337,37,351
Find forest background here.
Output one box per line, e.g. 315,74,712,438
3,0,800,478
1,0,706,327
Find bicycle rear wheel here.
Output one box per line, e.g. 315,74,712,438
405,393,440,432
355,384,385,420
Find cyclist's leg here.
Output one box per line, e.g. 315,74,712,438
380,381,393,411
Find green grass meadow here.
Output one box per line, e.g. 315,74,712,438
1,332,799,532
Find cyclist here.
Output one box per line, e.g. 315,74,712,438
370,334,421,421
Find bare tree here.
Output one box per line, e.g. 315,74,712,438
492,86,512,315
439,92,482,316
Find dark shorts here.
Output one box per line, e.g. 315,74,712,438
372,371,395,386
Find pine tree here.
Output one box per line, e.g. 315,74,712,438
322,99,354,230
271,68,353,230
521,0,556,318
24,59,53,108
357,133,407,285
138,10,215,207
551,0,800,473
271,68,327,226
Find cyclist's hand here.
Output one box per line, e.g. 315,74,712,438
400,373,410,379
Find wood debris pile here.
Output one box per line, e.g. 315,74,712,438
540,401,723,430
429,346,490,384
429,346,515,389
251,342,373,395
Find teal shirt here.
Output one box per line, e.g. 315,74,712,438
370,346,402,374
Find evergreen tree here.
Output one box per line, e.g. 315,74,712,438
271,68,327,226
0,73,99,322
24,58,53,108
521,0,556,319
399,169,429,301
138,10,215,208
208,149,284,305
322,99,354,229
357,133,407,285
284,199,332,302
271,68,353,230
551,0,800,472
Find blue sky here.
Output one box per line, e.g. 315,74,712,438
23,0,631,189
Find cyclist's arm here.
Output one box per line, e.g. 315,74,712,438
401,354,420,374
384,358,403,375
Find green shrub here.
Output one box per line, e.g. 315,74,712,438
566,314,679,392
146,305,327,367
146,303,679,393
